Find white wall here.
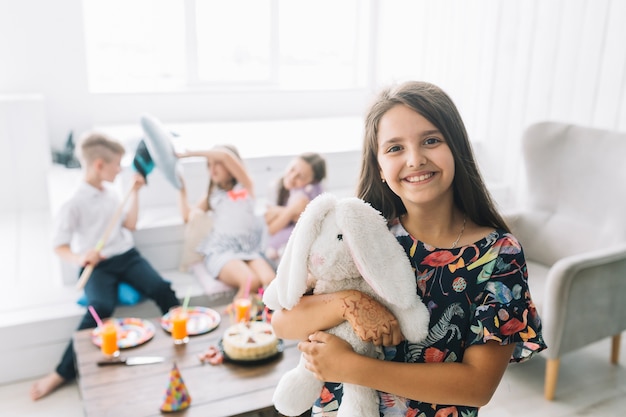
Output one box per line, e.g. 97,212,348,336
2,0,626,211
0,0,92,148
0,0,370,153
377,0,626,197
0,95,50,211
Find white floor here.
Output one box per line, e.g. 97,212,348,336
2,379,83,417
2,333,624,416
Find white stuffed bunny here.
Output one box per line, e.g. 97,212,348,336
263,193,430,417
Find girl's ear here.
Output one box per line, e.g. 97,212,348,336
337,198,415,309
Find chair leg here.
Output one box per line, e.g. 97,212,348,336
611,333,621,365
544,358,560,400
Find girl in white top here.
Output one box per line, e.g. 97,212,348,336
178,145,275,300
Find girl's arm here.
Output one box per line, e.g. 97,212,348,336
213,149,255,196
178,175,192,223
301,332,514,407
271,290,404,346
265,194,310,235
180,148,255,197
270,292,347,340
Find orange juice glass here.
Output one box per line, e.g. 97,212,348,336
100,322,119,357
234,298,252,323
171,308,189,345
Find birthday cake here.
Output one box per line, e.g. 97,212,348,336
222,321,279,361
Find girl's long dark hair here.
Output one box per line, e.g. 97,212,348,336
356,81,509,232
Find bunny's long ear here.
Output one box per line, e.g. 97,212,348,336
265,193,338,310
337,198,416,309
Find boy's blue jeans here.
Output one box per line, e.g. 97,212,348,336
55,248,179,380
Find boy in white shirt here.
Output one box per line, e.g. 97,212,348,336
30,132,180,400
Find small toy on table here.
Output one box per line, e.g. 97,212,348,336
198,345,224,365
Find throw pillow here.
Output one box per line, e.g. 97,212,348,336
179,211,213,271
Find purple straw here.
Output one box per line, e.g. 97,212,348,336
88,305,104,327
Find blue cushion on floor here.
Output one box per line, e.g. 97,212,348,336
76,282,145,306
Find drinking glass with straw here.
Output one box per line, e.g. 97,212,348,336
89,305,119,357
234,276,253,323
171,288,191,345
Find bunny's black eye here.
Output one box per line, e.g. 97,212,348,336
337,234,343,241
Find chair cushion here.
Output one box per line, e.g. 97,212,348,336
179,211,213,272
520,122,626,264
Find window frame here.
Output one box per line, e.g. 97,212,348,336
83,0,374,94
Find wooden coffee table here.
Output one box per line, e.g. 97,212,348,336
73,305,302,417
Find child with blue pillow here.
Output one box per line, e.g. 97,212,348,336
30,132,179,401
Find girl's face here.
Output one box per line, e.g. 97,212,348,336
282,157,315,190
377,104,455,210
208,160,234,188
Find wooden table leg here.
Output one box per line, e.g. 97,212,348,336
544,358,560,401
611,333,621,365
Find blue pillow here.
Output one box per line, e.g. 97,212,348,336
140,113,183,190
77,282,145,306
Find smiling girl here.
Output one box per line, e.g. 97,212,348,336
269,81,546,416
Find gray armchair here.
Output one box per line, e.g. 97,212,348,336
504,121,626,400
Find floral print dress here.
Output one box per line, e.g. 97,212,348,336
311,222,547,417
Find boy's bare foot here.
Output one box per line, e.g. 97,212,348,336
29,372,65,401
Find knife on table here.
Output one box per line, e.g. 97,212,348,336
97,356,165,366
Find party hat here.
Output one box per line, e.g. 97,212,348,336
160,363,191,413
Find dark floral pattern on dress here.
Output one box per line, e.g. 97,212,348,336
311,223,546,417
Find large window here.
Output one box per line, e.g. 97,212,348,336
83,0,371,93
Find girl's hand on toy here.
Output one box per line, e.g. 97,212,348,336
341,290,404,346
299,331,356,382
